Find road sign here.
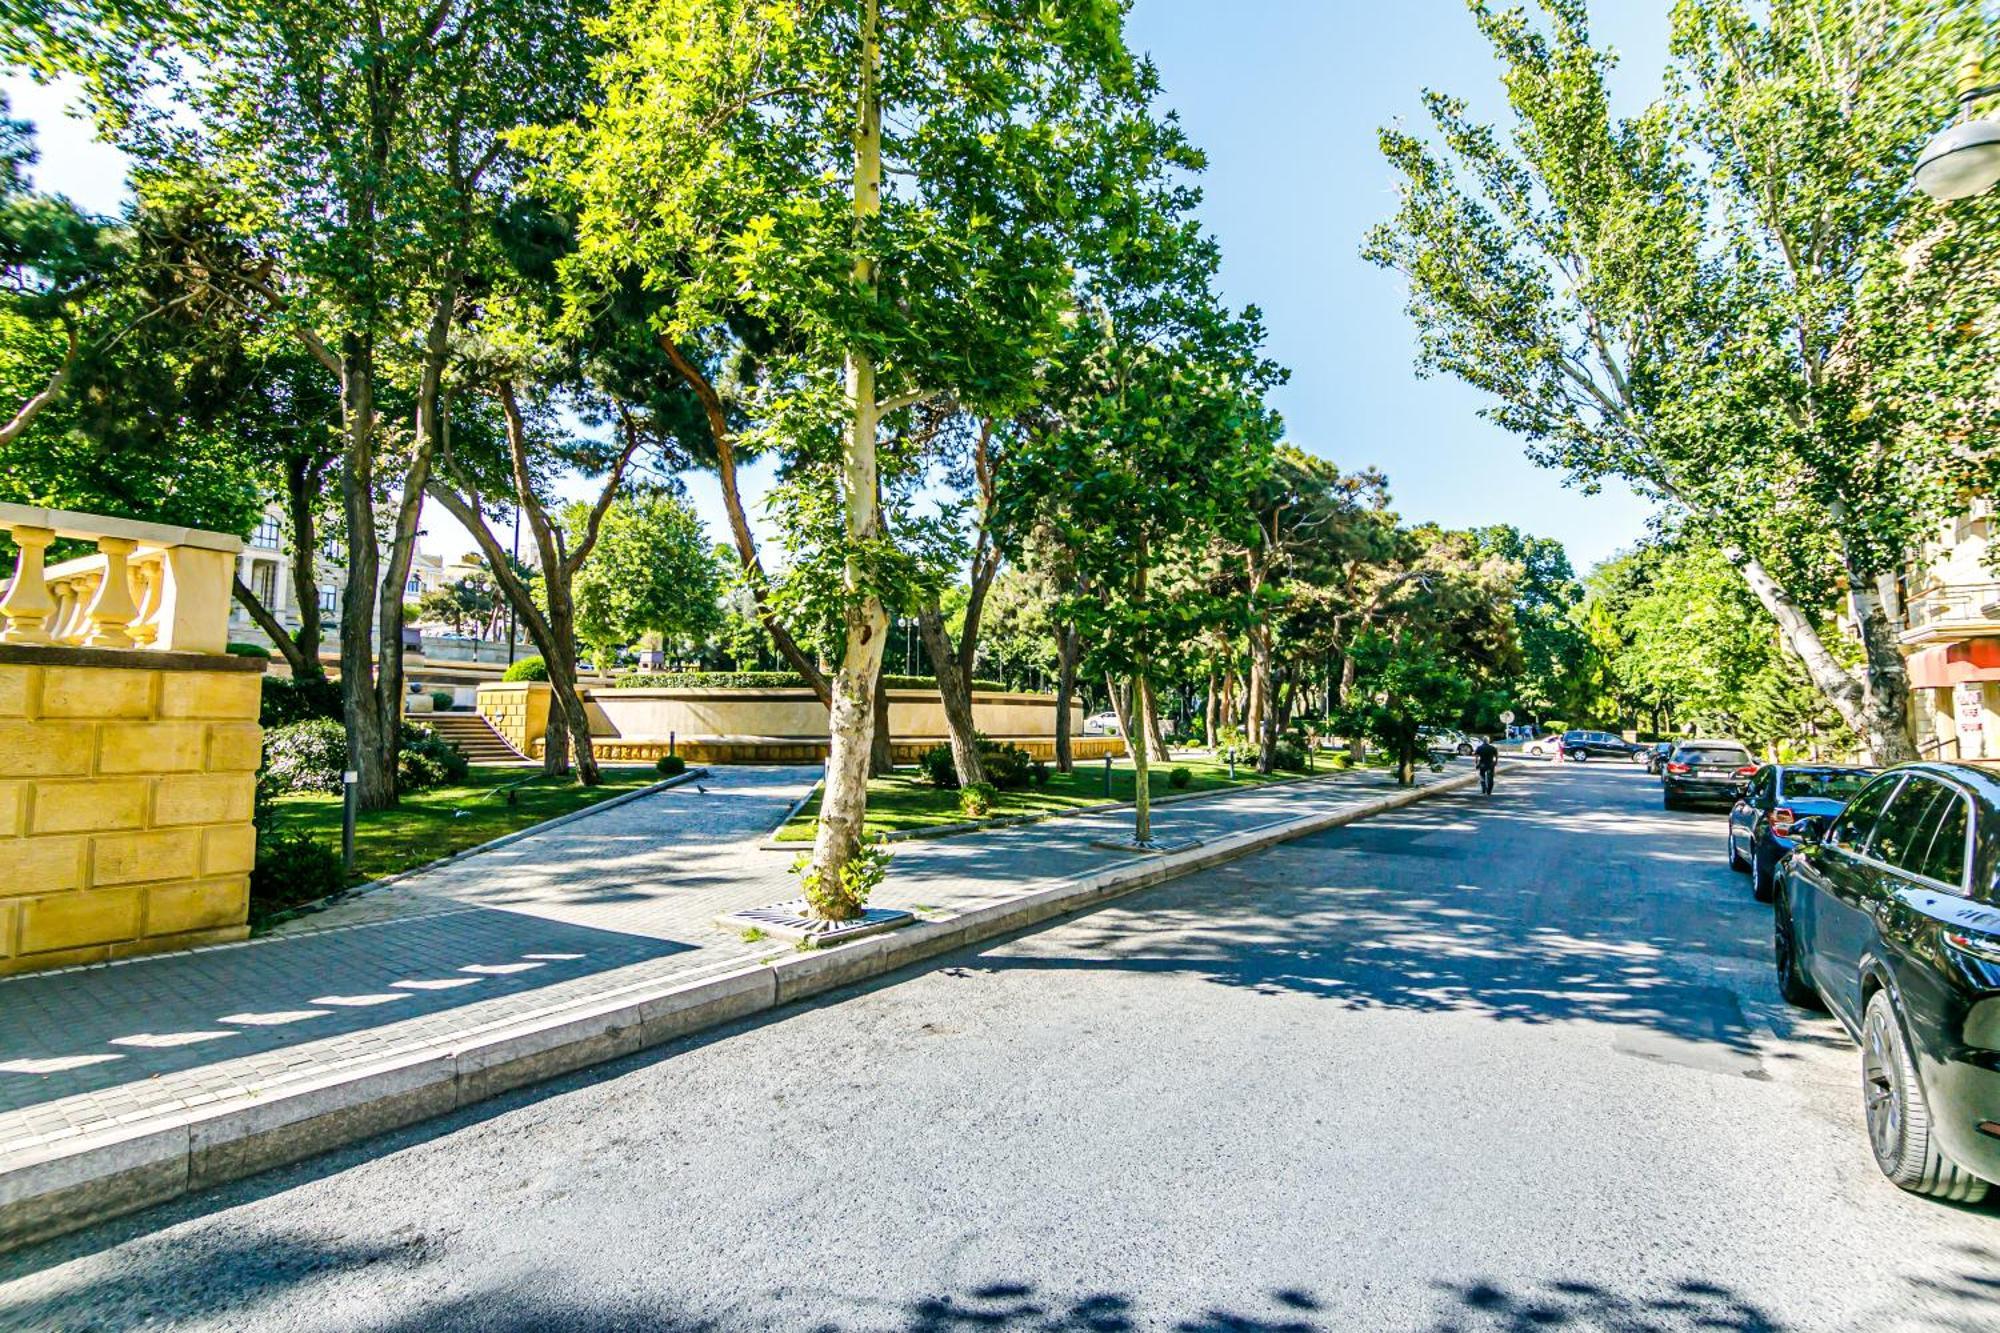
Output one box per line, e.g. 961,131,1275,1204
1500,710,1516,726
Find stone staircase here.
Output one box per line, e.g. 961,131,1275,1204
423,711,530,765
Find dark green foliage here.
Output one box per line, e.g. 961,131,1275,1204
977,738,1035,792
918,743,958,789
397,723,468,791
261,717,347,795
614,672,1004,693
1029,760,1051,789
429,690,455,711
502,656,549,682
249,829,346,918
655,753,687,777
958,782,997,819
226,642,273,659
259,674,343,728
1270,740,1306,773
1167,766,1192,790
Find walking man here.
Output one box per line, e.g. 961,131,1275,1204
1474,735,1499,795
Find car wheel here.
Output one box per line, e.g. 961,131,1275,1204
1663,792,1680,811
1458,742,1473,756
1861,990,1991,1203
1772,880,1821,1009
1728,828,1750,873
1572,751,1588,762
1629,750,1649,765
1751,843,1776,903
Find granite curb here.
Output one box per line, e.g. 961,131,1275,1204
0,768,1474,1252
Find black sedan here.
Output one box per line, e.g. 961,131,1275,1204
1727,764,1874,901
1775,763,2000,1202
1660,739,1756,809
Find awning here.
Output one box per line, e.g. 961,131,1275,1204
1907,639,2000,689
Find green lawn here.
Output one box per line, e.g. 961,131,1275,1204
774,754,1331,842
269,764,664,884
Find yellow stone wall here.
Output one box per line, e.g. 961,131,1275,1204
475,681,550,757
0,655,262,976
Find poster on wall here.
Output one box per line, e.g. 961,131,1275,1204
1955,681,1986,760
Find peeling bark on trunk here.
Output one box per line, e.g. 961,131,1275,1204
920,603,984,787
1139,674,1169,763
1723,544,1915,763
1204,668,1219,750
808,0,891,914
869,670,896,777
1053,620,1078,772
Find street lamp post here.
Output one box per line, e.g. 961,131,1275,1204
1915,59,2000,201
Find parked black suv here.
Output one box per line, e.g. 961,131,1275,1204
1660,739,1756,809
1559,729,1642,761
1775,763,2000,1202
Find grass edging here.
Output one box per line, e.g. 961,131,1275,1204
760,767,1351,849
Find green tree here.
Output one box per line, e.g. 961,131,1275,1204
1471,525,1598,726
19,0,600,807
569,490,724,667
1366,0,1997,763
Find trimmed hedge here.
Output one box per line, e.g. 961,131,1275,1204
611,671,1007,693
502,656,549,682
260,674,343,728
226,641,273,659
261,718,468,795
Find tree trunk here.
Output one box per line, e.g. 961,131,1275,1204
808,0,889,915
870,669,896,777
919,603,984,787
1723,544,1916,763
337,346,396,811
1251,623,1276,774
233,577,317,679
540,586,600,785
283,452,329,678
1107,673,1133,745
1053,620,1078,773
1140,674,1169,763
1204,668,1219,750
1131,669,1154,844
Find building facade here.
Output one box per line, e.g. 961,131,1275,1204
1898,498,2000,763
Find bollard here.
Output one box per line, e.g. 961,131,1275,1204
341,770,358,878
1104,753,1113,797
669,730,676,759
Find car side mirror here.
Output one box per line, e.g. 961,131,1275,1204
1791,815,1830,845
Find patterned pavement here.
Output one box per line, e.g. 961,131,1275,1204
0,763,1425,1160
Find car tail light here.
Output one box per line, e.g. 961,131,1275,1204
1943,928,2000,966
1770,806,1797,835
1667,762,1690,774
1735,765,1758,777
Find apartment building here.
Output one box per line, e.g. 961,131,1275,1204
1899,498,2000,762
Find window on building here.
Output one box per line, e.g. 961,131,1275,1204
252,515,283,549
318,587,338,615
251,560,278,607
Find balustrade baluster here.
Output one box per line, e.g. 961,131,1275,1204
0,524,56,644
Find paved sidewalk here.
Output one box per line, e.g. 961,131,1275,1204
0,763,1442,1169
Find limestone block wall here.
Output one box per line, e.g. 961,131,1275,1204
0,647,264,976
475,681,550,758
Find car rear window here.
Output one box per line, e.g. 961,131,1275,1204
1678,745,1751,764
1780,770,1873,802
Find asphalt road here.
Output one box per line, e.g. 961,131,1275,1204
5,761,1999,1332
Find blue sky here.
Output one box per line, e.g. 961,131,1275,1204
4,1,1670,575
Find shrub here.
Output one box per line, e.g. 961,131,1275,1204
262,718,348,795
1168,766,1192,790
793,840,891,919
250,829,346,917
1029,759,1051,788
1271,740,1307,773
502,656,549,682
1331,752,1354,770
958,782,998,818
655,753,687,777
260,674,343,728
429,690,455,711
226,641,272,660
398,723,468,791
977,737,1035,791
918,743,959,789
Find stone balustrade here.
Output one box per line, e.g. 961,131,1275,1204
0,502,243,656
0,504,261,977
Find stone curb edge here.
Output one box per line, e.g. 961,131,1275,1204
0,770,1476,1253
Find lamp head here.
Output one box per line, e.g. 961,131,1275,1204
1915,117,2000,201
